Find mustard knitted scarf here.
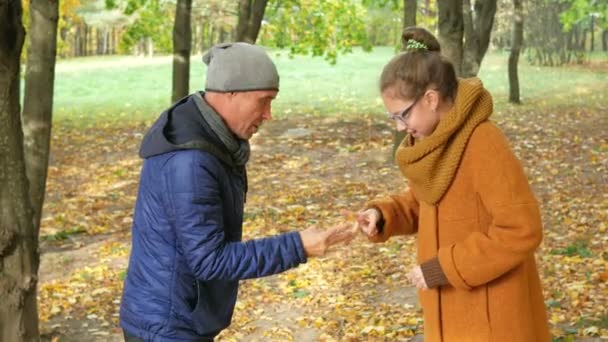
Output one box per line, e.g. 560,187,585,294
395,78,493,205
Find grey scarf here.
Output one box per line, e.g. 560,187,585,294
192,92,250,166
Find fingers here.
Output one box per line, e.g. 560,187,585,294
340,209,356,220
354,209,379,237
407,266,428,290
325,223,357,246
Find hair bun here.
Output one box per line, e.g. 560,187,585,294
402,26,441,53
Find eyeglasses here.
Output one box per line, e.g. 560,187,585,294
387,99,418,124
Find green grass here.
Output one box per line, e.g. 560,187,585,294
45,47,607,124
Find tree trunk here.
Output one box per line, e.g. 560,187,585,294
74,25,80,56
0,0,40,340
171,0,192,103
208,23,215,48
146,37,153,57
462,0,497,77
403,0,416,31
394,0,418,159
236,0,269,44
219,26,227,43
109,28,115,54
200,23,209,54
590,15,595,52
23,0,58,231
508,0,522,104
602,29,607,52
437,0,464,76
582,29,588,51
84,24,89,56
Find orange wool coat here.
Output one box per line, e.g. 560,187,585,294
368,122,551,341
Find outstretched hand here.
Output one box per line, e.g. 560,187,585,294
342,208,381,237
299,223,357,257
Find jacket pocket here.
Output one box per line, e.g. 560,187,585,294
440,285,491,341
189,280,199,312
190,280,239,336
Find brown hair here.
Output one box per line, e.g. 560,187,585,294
380,26,458,101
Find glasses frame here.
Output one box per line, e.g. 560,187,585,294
387,98,418,124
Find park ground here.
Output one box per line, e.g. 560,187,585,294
37,48,607,341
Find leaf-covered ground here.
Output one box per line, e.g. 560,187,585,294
38,102,607,341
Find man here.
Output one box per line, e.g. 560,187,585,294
119,42,354,341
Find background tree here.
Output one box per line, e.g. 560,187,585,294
437,0,464,75
191,0,235,54
171,0,192,102
23,0,60,234
235,0,268,43
560,0,607,52
393,0,417,158
118,0,173,55
525,0,573,66
0,0,40,340
462,0,497,76
508,0,522,103
437,0,497,77
403,0,417,39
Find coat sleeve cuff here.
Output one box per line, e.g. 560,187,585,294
420,257,450,288
438,245,473,291
288,231,308,264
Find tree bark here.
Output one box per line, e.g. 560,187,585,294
23,0,58,232
402,0,417,33
208,22,215,48
438,0,464,76
84,24,89,56
171,0,192,103
590,14,595,52
236,0,269,44
0,0,40,340
394,0,418,159
602,29,607,52
508,0,523,104
582,29,588,51
462,0,497,77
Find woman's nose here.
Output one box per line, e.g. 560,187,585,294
396,119,407,132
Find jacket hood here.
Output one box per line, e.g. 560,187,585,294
139,94,226,160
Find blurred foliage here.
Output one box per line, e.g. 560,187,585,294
492,0,607,67
18,0,607,64
560,0,607,32
117,0,173,54
258,0,373,64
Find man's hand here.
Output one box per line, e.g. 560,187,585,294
356,208,381,237
299,223,357,257
407,265,428,290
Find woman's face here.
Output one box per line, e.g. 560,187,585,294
381,86,442,139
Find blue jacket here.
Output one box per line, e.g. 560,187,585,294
120,94,307,341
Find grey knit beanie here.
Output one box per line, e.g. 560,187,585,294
202,42,279,92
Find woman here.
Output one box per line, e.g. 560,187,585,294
355,27,551,341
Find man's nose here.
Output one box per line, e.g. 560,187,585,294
262,104,272,120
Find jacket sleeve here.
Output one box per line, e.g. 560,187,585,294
165,151,307,281
365,189,419,243
437,123,543,290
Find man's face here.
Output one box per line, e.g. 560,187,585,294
225,90,278,140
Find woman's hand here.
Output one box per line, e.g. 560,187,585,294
356,208,381,237
407,265,428,290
